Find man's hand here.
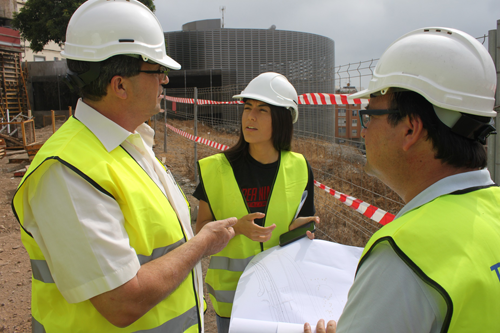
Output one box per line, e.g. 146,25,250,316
290,216,320,240
233,212,276,242
197,217,237,256
304,319,336,333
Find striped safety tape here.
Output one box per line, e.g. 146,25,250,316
162,93,369,106
166,124,394,225
166,124,230,151
298,93,369,106
162,95,243,105
314,180,395,225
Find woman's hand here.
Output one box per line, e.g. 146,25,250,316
233,212,276,242
289,216,320,240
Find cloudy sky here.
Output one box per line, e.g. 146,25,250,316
155,0,499,88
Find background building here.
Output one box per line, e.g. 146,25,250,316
165,19,335,93
164,19,336,139
335,84,363,147
0,0,28,119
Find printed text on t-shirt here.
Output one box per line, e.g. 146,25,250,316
242,186,271,208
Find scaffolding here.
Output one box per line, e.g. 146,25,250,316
0,50,29,121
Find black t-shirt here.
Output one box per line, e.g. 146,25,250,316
193,152,315,227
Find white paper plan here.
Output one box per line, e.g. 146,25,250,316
229,238,363,333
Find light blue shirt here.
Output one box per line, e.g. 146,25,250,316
337,169,495,333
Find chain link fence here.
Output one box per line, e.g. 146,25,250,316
161,65,406,247
159,30,498,247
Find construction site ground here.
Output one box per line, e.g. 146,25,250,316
0,119,218,332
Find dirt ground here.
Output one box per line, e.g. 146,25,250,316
0,119,218,332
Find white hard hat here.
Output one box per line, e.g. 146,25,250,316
233,72,299,123
350,27,497,118
61,0,180,70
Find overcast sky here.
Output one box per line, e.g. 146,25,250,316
155,0,499,88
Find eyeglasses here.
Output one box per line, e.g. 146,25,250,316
139,66,169,81
359,109,400,129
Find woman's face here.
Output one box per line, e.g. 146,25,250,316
242,99,273,147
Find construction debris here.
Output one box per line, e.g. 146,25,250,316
13,165,29,177
0,132,23,147
0,138,5,159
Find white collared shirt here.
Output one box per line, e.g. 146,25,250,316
23,100,172,303
337,169,495,333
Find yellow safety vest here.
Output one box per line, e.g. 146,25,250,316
12,117,201,333
199,151,308,317
359,185,500,332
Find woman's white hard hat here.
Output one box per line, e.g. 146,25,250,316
233,72,299,123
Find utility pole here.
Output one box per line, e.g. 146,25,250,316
220,6,225,28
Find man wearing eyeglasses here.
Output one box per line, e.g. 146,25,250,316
11,1,236,332
307,27,499,333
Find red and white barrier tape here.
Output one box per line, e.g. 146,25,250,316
162,93,368,106
166,124,394,225
298,93,368,106
313,180,394,225
162,95,243,105
166,124,230,151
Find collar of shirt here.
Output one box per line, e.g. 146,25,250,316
74,99,155,152
395,168,495,219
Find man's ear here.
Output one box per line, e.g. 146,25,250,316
402,115,425,152
108,75,128,100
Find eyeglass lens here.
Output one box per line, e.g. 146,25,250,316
361,113,370,128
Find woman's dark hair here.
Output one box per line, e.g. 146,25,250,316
387,90,488,169
66,55,142,101
224,100,294,162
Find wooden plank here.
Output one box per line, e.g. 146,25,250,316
26,142,43,160
13,165,29,177
8,158,30,164
51,110,56,133
5,149,26,156
0,132,23,146
21,117,26,146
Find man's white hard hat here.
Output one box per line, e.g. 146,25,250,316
350,27,497,119
61,0,180,70
233,72,299,123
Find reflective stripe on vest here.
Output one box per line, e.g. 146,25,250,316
199,151,308,317
31,239,186,283
31,259,54,283
208,255,255,272
137,239,185,265
206,283,235,304
359,185,500,332
13,117,200,332
32,306,200,333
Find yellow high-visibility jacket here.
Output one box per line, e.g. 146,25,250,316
12,117,201,332
199,151,308,317
360,185,500,332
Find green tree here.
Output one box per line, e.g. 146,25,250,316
12,0,156,53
